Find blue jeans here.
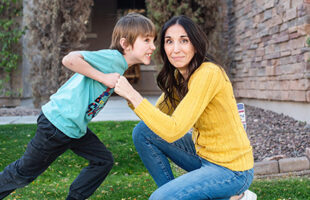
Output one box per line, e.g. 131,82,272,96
132,121,254,200
0,113,114,200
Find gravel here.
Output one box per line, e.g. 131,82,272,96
245,105,310,161
0,105,309,162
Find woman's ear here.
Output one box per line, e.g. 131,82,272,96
120,38,131,52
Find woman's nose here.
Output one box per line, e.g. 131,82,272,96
173,43,181,53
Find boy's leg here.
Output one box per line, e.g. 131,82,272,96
0,113,71,199
132,121,202,187
68,128,114,200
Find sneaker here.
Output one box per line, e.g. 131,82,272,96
240,190,257,200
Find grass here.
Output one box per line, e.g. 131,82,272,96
0,122,310,200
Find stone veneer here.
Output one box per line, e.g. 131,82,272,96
226,0,310,103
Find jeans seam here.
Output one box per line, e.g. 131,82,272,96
175,168,242,199
146,140,174,181
236,170,253,194
150,136,200,161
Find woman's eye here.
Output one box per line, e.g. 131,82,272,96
181,39,188,44
165,39,172,44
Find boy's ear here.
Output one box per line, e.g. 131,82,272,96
120,38,131,52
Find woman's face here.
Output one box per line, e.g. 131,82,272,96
164,24,195,77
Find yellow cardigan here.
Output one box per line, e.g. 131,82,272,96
133,62,254,171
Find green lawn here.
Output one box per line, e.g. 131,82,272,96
0,122,310,200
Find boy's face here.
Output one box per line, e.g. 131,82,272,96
126,35,156,66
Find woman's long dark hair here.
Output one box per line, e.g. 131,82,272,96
157,15,213,109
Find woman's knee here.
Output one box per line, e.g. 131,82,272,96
149,186,172,200
132,121,148,143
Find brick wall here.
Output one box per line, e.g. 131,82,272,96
227,0,310,102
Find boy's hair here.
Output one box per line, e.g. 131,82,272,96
110,13,156,54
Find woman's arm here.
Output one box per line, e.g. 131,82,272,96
115,63,224,142
62,51,120,88
114,76,144,107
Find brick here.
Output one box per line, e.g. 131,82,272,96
291,0,304,8
306,148,310,160
284,8,297,22
270,14,283,26
289,79,309,90
275,34,290,43
266,66,276,76
264,0,274,10
288,26,298,33
289,37,307,49
279,157,310,173
279,23,288,32
263,9,272,21
280,80,290,90
297,24,310,35
256,49,265,57
277,73,305,80
288,90,307,101
298,15,310,24
264,52,281,60
270,25,280,34
254,160,279,175
280,50,291,57
276,90,289,100
279,41,290,52
289,32,301,39
307,91,310,101
255,56,263,62
297,4,308,17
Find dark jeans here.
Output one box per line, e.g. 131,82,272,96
0,113,114,200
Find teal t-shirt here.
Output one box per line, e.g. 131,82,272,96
42,49,128,138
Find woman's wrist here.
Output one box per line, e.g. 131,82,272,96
127,90,144,108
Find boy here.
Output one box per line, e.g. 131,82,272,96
0,13,156,200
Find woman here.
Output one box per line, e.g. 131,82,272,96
115,16,256,200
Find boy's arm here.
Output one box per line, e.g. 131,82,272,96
62,51,120,88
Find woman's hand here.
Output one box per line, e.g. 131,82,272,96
115,76,144,108
114,76,132,99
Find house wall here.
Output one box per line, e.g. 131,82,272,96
227,0,310,122
86,0,117,50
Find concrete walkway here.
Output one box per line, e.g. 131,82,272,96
0,96,159,125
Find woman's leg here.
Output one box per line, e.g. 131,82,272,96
132,121,254,200
132,121,201,187
150,159,254,200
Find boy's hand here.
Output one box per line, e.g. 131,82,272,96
102,73,120,88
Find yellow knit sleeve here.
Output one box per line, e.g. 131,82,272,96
134,62,224,143
155,93,176,115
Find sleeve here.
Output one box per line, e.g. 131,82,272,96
79,50,113,73
154,93,175,115
128,93,173,115
133,63,224,143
